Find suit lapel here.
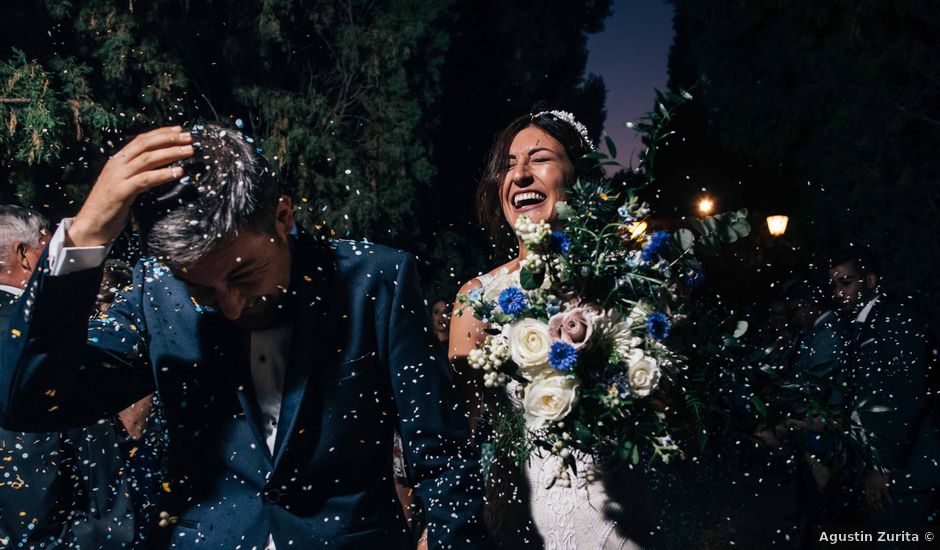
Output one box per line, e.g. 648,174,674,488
272,231,337,468
183,302,272,460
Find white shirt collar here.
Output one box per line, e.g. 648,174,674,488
0,284,23,297
855,296,879,324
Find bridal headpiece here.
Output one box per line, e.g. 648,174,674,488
532,110,595,150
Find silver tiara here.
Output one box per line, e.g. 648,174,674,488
533,110,595,150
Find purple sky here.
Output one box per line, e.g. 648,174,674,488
586,0,674,167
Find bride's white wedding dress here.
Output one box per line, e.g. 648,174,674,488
524,449,644,550
476,270,654,550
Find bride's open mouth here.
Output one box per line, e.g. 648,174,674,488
511,190,548,212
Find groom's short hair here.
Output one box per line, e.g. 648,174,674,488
829,246,879,277
133,123,283,268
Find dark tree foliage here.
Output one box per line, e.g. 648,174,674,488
662,0,940,320
0,0,450,261
0,0,610,299
426,0,611,296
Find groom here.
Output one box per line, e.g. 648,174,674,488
0,125,487,548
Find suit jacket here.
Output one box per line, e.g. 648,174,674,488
0,290,143,549
0,230,487,549
848,298,940,493
791,309,849,406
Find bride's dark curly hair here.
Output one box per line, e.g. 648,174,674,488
476,111,602,247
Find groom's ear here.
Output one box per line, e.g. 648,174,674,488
273,196,294,241
863,272,879,291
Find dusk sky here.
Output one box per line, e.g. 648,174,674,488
586,0,674,166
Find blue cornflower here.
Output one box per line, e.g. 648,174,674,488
497,286,527,315
641,231,672,263
549,341,579,371
646,312,671,342
551,231,573,256
684,270,705,288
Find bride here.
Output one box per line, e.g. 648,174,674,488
449,111,662,549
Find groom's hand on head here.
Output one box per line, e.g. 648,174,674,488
68,126,194,248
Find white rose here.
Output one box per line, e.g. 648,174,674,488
627,350,661,397
481,268,522,303
523,374,580,430
507,319,553,380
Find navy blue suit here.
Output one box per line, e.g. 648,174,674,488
0,230,487,549
0,288,157,549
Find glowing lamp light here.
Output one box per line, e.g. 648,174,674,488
766,215,789,237
627,220,648,240
697,197,714,216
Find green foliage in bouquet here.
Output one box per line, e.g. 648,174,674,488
459,91,765,483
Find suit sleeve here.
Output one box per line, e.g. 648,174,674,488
0,250,154,432
857,308,930,471
384,253,489,548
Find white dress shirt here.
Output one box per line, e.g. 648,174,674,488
48,220,288,550
0,284,23,297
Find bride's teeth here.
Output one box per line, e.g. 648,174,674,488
513,191,546,207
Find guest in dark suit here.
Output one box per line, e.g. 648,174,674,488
0,205,154,549
0,125,487,549
829,247,940,528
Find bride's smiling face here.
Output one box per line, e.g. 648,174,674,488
500,125,575,229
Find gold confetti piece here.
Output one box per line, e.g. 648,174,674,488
44,389,56,397
128,446,138,458
162,482,172,493
10,329,20,338
303,275,312,282
18,511,25,517
48,405,59,412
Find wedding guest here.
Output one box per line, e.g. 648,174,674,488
0,205,154,549
829,247,940,529
0,125,487,548
783,280,850,546
430,298,450,345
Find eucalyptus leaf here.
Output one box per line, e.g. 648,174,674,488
604,133,617,159
731,220,751,238
702,216,718,233
520,268,544,290
555,201,574,221
676,228,695,251
751,394,768,418
717,223,738,243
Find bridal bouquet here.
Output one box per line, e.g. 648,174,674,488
460,173,752,483
458,93,754,482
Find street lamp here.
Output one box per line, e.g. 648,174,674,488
697,197,714,216
766,215,789,237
